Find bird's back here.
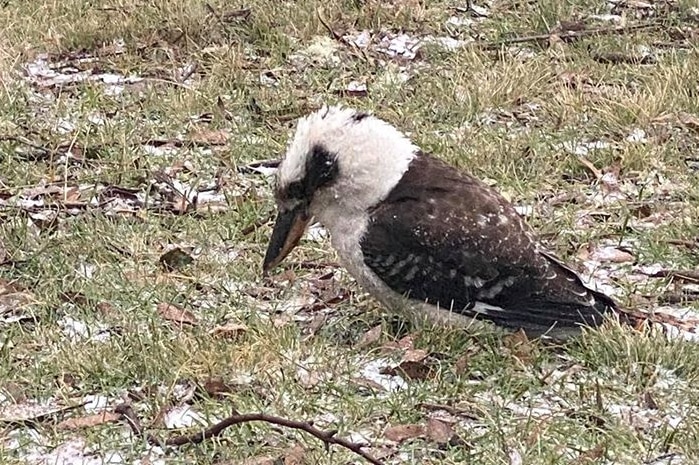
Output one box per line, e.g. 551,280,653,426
360,152,617,337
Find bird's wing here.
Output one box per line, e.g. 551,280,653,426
360,153,615,336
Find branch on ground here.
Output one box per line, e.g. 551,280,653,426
115,403,385,465
481,22,662,49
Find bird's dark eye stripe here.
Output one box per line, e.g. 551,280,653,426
286,181,305,199
281,145,339,202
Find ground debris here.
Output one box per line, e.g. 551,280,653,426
156,302,198,326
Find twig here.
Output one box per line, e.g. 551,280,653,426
0,135,55,160
592,52,656,65
574,155,603,180
204,3,226,29
316,8,342,41
114,403,164,447
223,8,251,22
656,292,699,305
240,214,273,236
116,405,384,465
481,22,661,49
291,260,341,270
418,402,480,421
639,269,699,283
664,239,698,250
237,159,281,175
177,63,198,83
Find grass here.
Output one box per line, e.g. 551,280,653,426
1,0,699,464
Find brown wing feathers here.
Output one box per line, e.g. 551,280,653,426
360,152,615,336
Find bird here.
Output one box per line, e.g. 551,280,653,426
262,105,620,339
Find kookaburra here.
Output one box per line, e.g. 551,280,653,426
262,106,619,338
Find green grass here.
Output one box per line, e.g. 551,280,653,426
1,0,699,464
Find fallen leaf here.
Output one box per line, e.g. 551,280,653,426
588,245,635,263
96,301,117,317
380,333,416,352
503,329,536,362
0,382,26,403
303,313,327,338
352,376,388,392
382,360,434,381
283,445,306,465
157,302,198,326
384,423,425,442
572,443,605,464
189,128,230,146
678,112,699,132
0,278,35,322
201,377,234,399
642,391,658,410
55,373,79,389
159,247,194,271
426,417,454,444
0,401,80,425
454,355,469,375
296,365,324,389
209,322,248,339
357,324,382,348
402,349,428,363
56,411,121,430
397,334,415,350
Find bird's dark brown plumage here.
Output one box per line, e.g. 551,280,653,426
360,152,616,336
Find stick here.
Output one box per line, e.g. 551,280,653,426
418,402,479,421
481,22,660,49
575,156,603,180
115,405,385,465
640,268,699,283
317,8,342,41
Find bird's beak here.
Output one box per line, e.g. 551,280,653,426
262,203,311,275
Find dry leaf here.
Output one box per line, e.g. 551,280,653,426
382,360,434,381
296,367,323,389
209,322,248,339
201,377,234,399
454,355,469,375
56,411,121,430
357,324,382,348
352,376,388,392
157,302,198,326
189,128,230,146
159,248,194,271
503,329,535,362
384,423,425,442
303,313,327,338
0,401,79,425
402,349,428,363
678,112,699,131
426,417,454,444
381,333,416,352
0,382,27,403
96,301,117,317
642,391,658,410
589,246,635,263
283,445,306,465
572,443,605,464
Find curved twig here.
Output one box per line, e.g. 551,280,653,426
116,404,384,465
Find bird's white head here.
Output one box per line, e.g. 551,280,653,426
262,105,419,272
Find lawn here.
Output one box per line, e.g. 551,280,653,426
1,0,699,464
